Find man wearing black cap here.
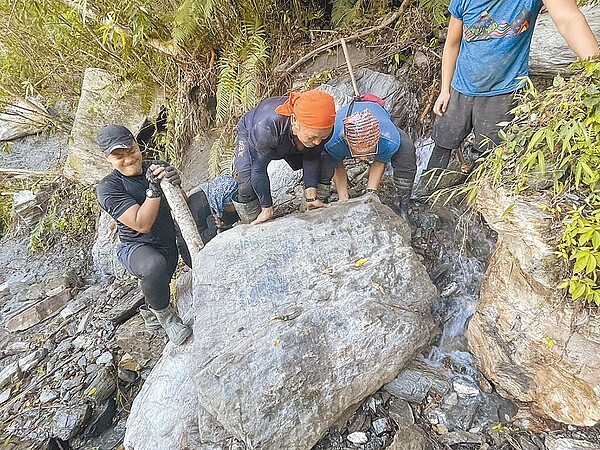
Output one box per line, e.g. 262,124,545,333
95,124,192,345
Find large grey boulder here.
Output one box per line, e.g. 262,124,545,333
91,211,126,280
63,68,164,185
468,183,600,426
124,197,438,450
530,6,600,76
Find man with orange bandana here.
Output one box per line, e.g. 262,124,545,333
233,90,336,225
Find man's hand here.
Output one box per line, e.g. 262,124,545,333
164,165,182,186
306,199,327,210
146,164,164,197
433,90,451,116
251,207,274,225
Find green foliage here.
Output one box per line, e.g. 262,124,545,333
0,193,13,239
29,182,99,252
417,0,450,26
442,60,600,305
208,127,237,178
216,19,268,123
331,0,394,27
557,208,600,305
304,70,334,90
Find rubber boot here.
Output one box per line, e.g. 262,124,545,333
151,305,192,345
139,304,162,331
393,177,415,230
232,198,260,224
317,182,331,203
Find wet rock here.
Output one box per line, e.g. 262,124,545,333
453,377,480,398
372,418,390,435
437,430,485,446
545,436,600,450
388,398,414,428
348,431,369,444
384,359,451,403
389,425,435,450
85,397,116,438
51,404,92,440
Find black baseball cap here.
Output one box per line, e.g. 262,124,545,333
97,124,135,156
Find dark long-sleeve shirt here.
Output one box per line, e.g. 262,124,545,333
235,97,324,208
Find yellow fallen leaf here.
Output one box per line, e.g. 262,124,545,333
274,340,281,347
355,258,369,268
25,401,31,408
323,268,333,275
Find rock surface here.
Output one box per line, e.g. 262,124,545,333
530,7,600,77
124,197,438,450
469,183,600,426
63,68,164,185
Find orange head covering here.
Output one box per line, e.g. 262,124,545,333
275,91,336,129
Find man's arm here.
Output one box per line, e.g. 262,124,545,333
434,16,463,116
116,199,161,234
544,0,599,59
366,161,386,192
333,164,349,201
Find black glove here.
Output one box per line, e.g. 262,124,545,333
146,164,164,197
164,165,181,186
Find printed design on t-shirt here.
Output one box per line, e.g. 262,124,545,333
463,7,532,42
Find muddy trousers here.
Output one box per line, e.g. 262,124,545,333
429,88,516,171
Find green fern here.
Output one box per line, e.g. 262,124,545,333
216,19,268,123
417,0,450,26
209,127,237,177
172,0,202,47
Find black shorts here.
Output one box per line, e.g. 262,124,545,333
432,88,516,152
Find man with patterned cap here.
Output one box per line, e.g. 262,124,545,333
233,90,336,225
324,97,417,225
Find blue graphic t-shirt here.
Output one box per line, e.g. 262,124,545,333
450,0,543,96
325,101,401,163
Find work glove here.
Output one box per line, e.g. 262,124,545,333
164,165,182,186
146,162,166,197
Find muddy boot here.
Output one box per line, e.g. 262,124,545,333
232,198,260,224
139,304,162,331
393,177,415,230
151,305,192,345
317,182,331,203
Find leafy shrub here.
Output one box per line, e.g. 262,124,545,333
447,60,600,304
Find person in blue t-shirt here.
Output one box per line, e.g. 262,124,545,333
324,98,416,223
427,0,599,174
